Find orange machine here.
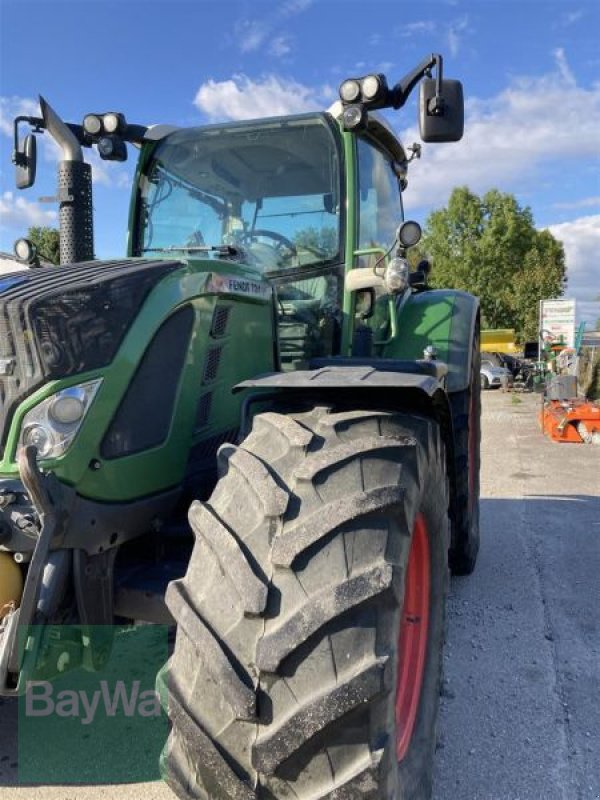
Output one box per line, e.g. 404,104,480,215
540,398,600,443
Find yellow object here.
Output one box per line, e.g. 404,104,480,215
0,551,23,619
481,329,517,353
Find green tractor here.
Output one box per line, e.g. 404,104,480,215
1,54,479,799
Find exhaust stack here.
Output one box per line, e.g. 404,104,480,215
39,96,94,264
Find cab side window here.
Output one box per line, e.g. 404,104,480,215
357,137,403,251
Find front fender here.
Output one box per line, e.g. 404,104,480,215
236,361,445,396
235,360,452,438
385,289,480,393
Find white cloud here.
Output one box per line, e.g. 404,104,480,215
269,35,292,58
545,214,600,324
85,148,132,188
553,47,576,85
0,96,40,137
280,0,313,14
393,16,470,56
560,9,584,26
553,196,600,210
401,49,600,209
236,19,269,53
0,190,57,230
447,15,470,57
545,214,600,296
194,74,321,121
396,20,435,37
233,0,312,55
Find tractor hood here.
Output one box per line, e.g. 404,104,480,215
0,258,182,457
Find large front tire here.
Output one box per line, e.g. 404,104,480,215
160,407,450,800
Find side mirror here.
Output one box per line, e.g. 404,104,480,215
419,79,464,143
15,133,37,190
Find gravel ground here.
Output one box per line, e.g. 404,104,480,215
433,390,600,800
0,390,598,799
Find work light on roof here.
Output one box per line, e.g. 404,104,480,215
341,105,366,131
361,75,382,101
83,114,102,136
103,112,125,134
339,79,361,103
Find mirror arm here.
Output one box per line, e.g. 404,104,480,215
12,116,44,166
390,53,443,110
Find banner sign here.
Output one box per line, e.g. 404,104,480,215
540,299,577,349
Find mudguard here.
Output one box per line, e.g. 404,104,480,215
235,360,454,442
384,289,480,393
236,360,447,396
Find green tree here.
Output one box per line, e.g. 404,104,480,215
27,226,60,265
421,187,566,342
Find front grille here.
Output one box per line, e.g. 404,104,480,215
0,259,182,458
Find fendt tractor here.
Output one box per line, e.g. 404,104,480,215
0,55,480,799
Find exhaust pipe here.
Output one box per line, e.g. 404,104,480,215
39,96,94,264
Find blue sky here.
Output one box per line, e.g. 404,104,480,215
1,0,599,323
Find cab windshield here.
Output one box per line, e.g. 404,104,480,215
136,114,342,273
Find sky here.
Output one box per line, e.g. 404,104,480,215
0,0,599,325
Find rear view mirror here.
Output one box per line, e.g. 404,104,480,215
15,133,37,189
419,79,464,142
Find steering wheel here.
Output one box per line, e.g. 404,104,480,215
241,229,297,256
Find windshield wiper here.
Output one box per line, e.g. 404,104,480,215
142,244,241,256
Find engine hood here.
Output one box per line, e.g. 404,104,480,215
0,258,183,456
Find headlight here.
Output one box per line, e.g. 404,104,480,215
22,424,54,458
385,257,410,293
48,387,87,425
18,379,102,461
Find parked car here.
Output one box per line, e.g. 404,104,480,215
482,351,524,377
481,359,513,389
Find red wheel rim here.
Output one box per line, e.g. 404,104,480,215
395,512,430,761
